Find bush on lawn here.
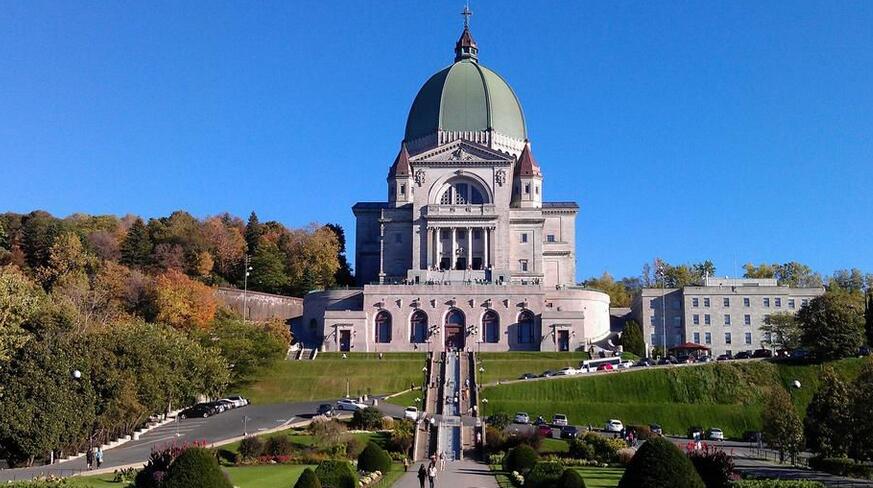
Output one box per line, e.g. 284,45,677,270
576,433,622,463
239,435,264,459
161,447,232,488
315,459,358,488
807,457,873,480
216,448,238,465
526,461,565,488
264,435,294,456
358,442,392,473
687,444,737,488
295,468,323,488
618,437,704,488
489,412,512,430
629,425,657,441
557,469,586,488
503,444,540,474
616,448,635,465
135,441,206,488
351,407,384,430
731,482,824,488
568,438,596,461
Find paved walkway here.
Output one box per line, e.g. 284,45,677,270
396,460,498,488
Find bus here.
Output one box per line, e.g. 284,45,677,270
579,356,627,372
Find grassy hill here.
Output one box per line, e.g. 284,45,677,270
481,357,869,439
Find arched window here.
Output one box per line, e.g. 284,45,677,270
446,309,465,327
410,310,428,343
437,178,488,205
517,311,535,344
483,310,500,343
375,311,392,343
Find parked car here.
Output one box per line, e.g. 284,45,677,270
716,354,732,361
698,356,713,363
533,416,546,425
597,363,614,371
206,401,230,413
688,426,704,439
216,399,236,411
336,398,367,411
618,361,634,369
605,419,624,432
552,414,569,427
676,355,696,364
752,349,773,359
514,412,531,424
537,424,553,438
555,367,577,376
560,426,580,439
649,424,663,436
708,428,724,441
636,358,656,367
790,349,810,360
541,370,557,378
734,351,752,360
404,406,420,421
520,372,538,380
179,403,218,419
316,403,335,417
224,395,249,408
859,346,871,357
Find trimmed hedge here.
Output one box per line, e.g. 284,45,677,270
526,461,565,488
295,467,323,488
503,444,540,474
558,469,587,488
358,442,392,474
161,447,233,488
315,460,358,488
732,482,824,488
618,437,704,488
239,436,264,459
807,457,873,480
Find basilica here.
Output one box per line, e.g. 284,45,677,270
299,22,610,353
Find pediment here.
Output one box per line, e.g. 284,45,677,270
410,139,514,164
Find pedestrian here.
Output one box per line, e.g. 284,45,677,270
85,447,94,470
95,447,103,468
418,464,427,488
403,457,410,472
439,451,446,470
428,462,437,488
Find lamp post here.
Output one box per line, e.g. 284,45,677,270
243,255,252,323
243,416,250,437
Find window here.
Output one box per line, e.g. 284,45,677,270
410,310,427,343
673,316,682,327
519,260,529,272
725,332,732,345
743,297,750,307
546,234,556,243
725,349,732,356
441,229,450,239
520,233,528,243
763,298,770,307
723,297,730,307
704,298,711,307
704,332,712,344
775,297,782,308
438,179,487,205
692,298,699,307
473,229,482,239
651,334,657,345
724,314,731,326
764,314,771,324
802,298,810,307
517,311,535,343
744,314,751,326
394,233,401,243
309,318,318,333
693,332,701,344
400,184,406,195
672,299,681,310
704,314,711,325
483,310,500,343
693,314,700,325
650,315,657,326
375,311,392,343
525,184,530,194
535,185,539,195
745,332,752,345
788,299,795,309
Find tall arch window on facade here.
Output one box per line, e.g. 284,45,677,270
517,311,535,344
410,310,428,343
483,310,500,343
437,178,487,205
375,311,392,343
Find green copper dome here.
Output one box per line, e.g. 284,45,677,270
404,29,527,142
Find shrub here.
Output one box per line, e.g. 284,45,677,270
731,482,824,488
486,426,508,452
216,448,238,465
568,439,596,461
239,436,264,459
503,444,540,474
807,457,873,480
358,442,392,474
264,435,294,456
581,433,622,463
489,412,512,430
526,461,565,488
352,407,384,430
295,468,322,488
629,425,657,441
343,436,363,459
161,447,232,488
687,444,736,488
616,448,635,465
135,441,206,488
618,437,704,488
315,460,358,488
557,469,586,488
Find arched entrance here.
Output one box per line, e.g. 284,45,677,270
444,309,466,351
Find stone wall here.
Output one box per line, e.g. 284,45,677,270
214,287,303,323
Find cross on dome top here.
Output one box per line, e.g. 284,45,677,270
454,4,479,62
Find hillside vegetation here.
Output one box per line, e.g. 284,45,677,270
481,358,869,438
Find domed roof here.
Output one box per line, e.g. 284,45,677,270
404,27,527,143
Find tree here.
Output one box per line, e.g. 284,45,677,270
0,220,9,250
357,442,392,473
581,272,632,307
245,211,262,255
324,224,354,286
249,240,289,294
830,269,866,293
849,359,873,461
120,218,152,268
37,232,92,288
161,447,233,488
776,262,822,288
296,468,323,488
762,388,804,464
351,407,384,430
866,293,873,347
202,216,246,278
761,313,802,351
744,263,775,279
798,291,865,360
503,444,539,474
620,320,646,356
652,258,715,288
0,266,42,361
153,269,217,330
618,437,704,488
804,366,850,457
21,210,62,270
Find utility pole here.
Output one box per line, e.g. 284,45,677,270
243,255,252,323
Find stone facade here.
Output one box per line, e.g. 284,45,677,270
630,277,824,356
214,287,303,323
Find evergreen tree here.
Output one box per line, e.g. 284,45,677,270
866,292,873,347
762,388,805,464
244,211,262,255
324,223,354,286
0,220,8,250
120,218,152,268
249,240,289,294
620,320,646,357
850,359,873,461
295,468,322,488
21,210,61,270
618,437,704,488
804,366,851,457
798,291,865,360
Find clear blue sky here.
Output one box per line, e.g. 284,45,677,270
2,1,871,281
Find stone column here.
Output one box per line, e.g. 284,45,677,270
484,227,490,268
467,227,473,269
451,227,457,271
378,223,385,284
426,227,432,269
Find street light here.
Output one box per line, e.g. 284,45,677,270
243,255,253,323
243,416,250,436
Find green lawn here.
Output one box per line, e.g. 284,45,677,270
384,388,425,408
69,465,314,488
240,352,426,404
573,466,624,488
539,437,569,454
482,358,868,439
219,428,392,456
477,352,590,385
